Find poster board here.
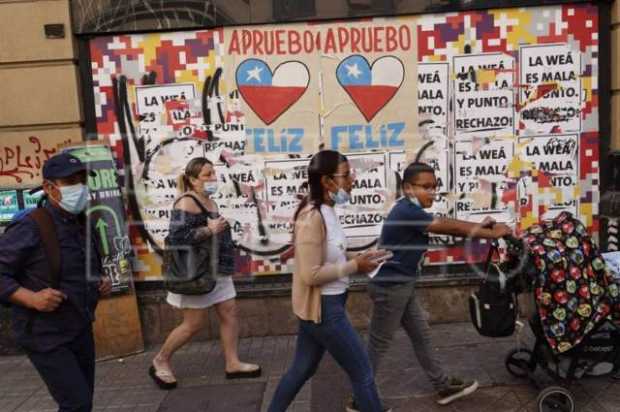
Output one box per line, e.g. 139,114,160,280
63,143,144,359
92,293,144,360
0,190,19,223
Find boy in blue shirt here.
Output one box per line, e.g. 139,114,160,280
348,162,512,411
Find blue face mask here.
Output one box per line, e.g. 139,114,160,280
203,181,218,195
330,188,351,205
57,184,89,214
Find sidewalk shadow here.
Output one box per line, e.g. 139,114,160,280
157,382,265,412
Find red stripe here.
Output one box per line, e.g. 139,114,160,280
238,85,307,125
343,85,399,122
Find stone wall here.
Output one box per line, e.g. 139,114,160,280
0,0,83,189
0,0,84,356
136,280,478,345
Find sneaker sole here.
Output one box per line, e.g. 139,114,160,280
345,405,391,412
436,381,479,405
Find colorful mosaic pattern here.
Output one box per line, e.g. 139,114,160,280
419,4,599,266
89,4,600,279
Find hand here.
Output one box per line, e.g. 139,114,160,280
366,249,393,263
491,223,513,239
99,277,113,297
480,216,496,229
354,251,380,274
207,216,228,235
29,288,66,312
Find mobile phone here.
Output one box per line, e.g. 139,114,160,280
371,251,393,264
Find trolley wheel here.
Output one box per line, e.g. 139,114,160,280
505,348,536,378
537,386,575,412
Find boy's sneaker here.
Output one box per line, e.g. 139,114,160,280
436,377,479,405
345,396,392,412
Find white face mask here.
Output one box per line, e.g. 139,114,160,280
408,194,422,207
203,181,218,195
56,183,89,214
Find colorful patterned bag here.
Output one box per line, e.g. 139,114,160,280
523,212,620,354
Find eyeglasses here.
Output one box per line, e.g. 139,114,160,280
411,184,438,193
331,172,354,179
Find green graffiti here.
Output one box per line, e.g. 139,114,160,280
96,218,110,255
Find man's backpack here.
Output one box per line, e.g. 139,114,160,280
5,208,61,289
4,208,61,332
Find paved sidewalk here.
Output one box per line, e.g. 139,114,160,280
1,322,619,412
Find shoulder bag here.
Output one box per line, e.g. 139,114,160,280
162,194,217,295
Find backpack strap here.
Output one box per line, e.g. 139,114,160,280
23,208,61,334
28,208,61,289
485,240,501,274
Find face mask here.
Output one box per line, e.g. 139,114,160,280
57,183,89,214
203,181,218,195
408,195,422,208
329,188,351,205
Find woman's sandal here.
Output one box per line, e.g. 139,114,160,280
149,365,178,390
225,363,262,379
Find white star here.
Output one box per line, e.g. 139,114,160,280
246,66,263,82
346,63,362,79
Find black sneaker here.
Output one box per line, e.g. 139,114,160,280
345,396,392,412
436,377,479,405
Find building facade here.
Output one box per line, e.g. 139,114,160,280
0,0,618,350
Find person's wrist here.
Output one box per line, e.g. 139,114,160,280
26,292,38,310
352,257,360,272
467,225,480,238
472,228,486,238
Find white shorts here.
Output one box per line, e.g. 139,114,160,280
166,276,237,309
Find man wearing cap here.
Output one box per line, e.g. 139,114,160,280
0,152,111,412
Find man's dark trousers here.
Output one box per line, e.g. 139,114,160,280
26,327,95,412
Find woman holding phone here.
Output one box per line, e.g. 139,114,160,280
268,150,391,412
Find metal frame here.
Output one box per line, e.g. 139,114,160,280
598,1,613,193
72,0,604,35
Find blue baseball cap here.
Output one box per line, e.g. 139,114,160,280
42,152,95,180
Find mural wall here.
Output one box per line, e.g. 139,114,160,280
89,4,600,280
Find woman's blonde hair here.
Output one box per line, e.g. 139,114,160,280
176,157,213,194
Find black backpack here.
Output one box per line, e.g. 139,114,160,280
469,242,518,337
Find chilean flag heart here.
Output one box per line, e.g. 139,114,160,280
236,59,310,125
336,55,404,122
